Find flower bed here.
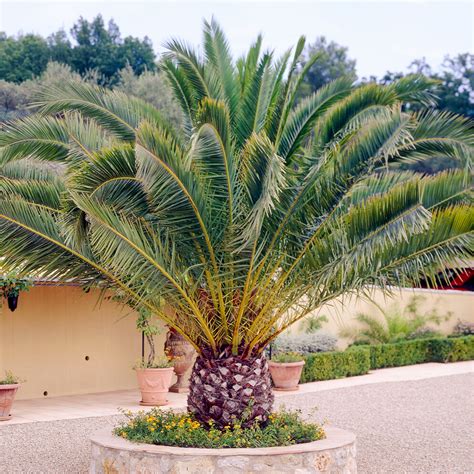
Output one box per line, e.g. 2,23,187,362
114,408,324,448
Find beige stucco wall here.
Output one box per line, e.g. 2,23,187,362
292,287,474,348
0,286,167,400
1,285,472,399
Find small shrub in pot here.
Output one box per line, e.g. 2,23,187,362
134,356,174,407
0,371,24,421
269,353,306,391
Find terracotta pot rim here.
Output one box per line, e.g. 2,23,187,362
268,360,305,367
134,367,174,372
0,383,21,389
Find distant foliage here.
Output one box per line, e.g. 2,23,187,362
274,333,337,354
298,36,357,97
0,62,89,122
452,320,474,336
341,296,451,345
378,54,473,119
0,33,50,83
0,80,30,121
302,314,328,333
0,15,156,85
116,65,182,128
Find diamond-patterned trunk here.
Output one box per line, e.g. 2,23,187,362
187,351,274,428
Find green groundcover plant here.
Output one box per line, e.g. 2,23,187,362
0,19,473,428
114,408,324,448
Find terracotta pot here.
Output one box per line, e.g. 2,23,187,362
0,384,20,421
164,330,195,393
268,360,305,391
135,368,174,406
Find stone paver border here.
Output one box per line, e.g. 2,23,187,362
90,426,356,473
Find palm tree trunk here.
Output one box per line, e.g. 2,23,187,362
187,348,274,428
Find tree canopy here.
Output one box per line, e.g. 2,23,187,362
297,36,357,98
0,15,156,85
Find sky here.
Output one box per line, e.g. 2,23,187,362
0,0,472,78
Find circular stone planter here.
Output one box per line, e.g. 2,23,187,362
90,427,356,473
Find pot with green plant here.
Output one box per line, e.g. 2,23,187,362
0,371,24,421
134,309,174,406
269,353,306,391
0,275,32,312
135,356,174,406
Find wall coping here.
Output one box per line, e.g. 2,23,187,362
91,426,355,457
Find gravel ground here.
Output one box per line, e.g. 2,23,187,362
0,374,472,473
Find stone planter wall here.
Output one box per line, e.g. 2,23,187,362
90,427,356,473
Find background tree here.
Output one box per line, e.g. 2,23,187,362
297,36,357,98
378,54,474,173
115,65,182,127
0,33,50,82
380,54,473,118
0,15,156,85
70,15,156,85
0,62,88,122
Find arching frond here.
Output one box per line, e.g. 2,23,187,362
0,21,472,359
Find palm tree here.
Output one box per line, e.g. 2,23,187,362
0,20,473,428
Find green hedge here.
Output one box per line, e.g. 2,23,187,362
365,336,474,370
299,336,474,383
301,346,370,383
428,336,474,363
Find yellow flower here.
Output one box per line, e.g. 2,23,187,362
149,427,155,432
120,431,127,438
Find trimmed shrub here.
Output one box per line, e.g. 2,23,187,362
273,332,337,355
367,336,474,369
429,336,474,363
368,339,430,369
298,336,474,384
301,347,370,383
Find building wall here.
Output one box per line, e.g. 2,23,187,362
291,287,474,348
0,286,166,400
1,285,473,400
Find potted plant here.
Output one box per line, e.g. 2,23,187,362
134,309,174,406
0,275,32,312
0,371,24,421
134,356,174,406
164,326,195,393
269,353,306,391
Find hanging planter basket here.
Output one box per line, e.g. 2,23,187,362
0,276,32,313
7,294,19,312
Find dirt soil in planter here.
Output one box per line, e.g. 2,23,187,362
0,374,472,473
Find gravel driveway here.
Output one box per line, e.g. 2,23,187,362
0,373,472,473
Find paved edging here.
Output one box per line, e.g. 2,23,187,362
90,427,357,473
